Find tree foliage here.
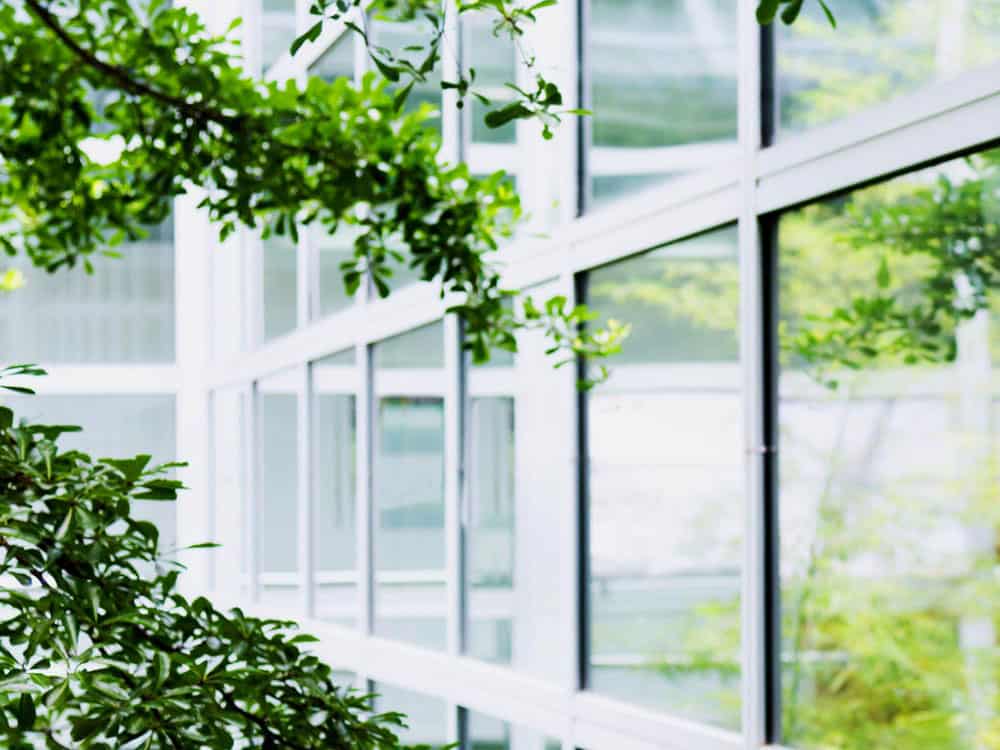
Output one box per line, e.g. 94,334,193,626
0,0,626,374
0,366,426,749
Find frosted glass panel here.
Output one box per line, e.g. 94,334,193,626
0,223,174,362
585,226,742,729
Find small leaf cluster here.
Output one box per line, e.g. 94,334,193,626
0,0,622,373
0,370,414,749
756,0,837,26
299,0,585,139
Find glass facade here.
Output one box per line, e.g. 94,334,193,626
584,226,742,728
778,147,1000,750
374,324,447,648
586,0,738,207
778,0,1000,134
18,1,999,749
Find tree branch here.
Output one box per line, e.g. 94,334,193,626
23,0,243,129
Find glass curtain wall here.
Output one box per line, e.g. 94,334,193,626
373,322,448,649
200,1,1000,749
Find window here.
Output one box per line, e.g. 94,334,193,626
261,0,296,72
584,226,742,729
374,323,447,648
777,146,1000,749
778,0,1000,134
257,368,301,610
373,684,449,747
586,0,738,208
464,280,573,683
261,233,298,341
312,349,358,625
465,709,561,750
0,222,174,362
308,35,354,83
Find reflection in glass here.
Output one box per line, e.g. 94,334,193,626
374,323,446,648
588,0,737,207
261,0,297,72
585,226,742,728
314,350,357,625
262,234,297,341
467,397,515,664
778,0,1000,133
0,222,174,363
258,373,299,609
778,148,1000,750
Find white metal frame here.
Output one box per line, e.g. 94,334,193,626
182,1,1000,749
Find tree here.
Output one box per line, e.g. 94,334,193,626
0,365,426,748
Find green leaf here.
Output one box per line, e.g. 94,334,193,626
780,0,806,24
877,257,891,289
484,102,532,129
16,694,34,731
393,80,415,113
756,0,781,24
817,0,837,27
0,406,12,430
290,20,324,56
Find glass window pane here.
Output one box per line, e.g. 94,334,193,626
466,710,561,750
374,321,444,369
313,350,358,626
313,223,361,318
778,148,1000,749
308,35,354,83
373,684,449,747
372,20,442,133
464,279,570,683
262,234,298,341
466,14,517,144
6,395,176,551
262,0,296,72
585,226,742,729
587,0,737,208
778,0,1000,134
374,323,447,649
467,397,515,664
258,369,300,610
0,221,174,363
213,386,249,599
